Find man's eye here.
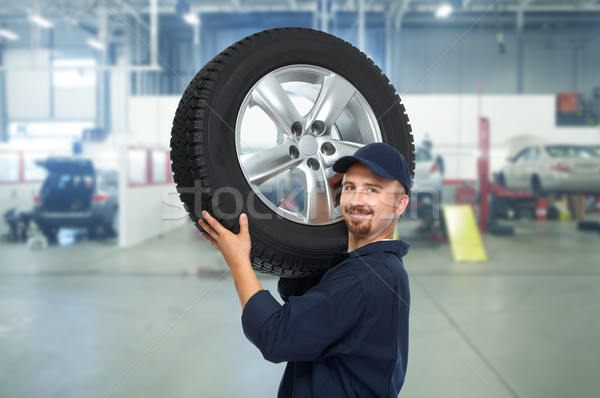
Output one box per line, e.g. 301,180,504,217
368,188,377,193
345,186,355,191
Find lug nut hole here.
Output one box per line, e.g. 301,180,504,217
291,122,303,137
307,158,320,171
320,142,336,156
289,145,300,159
311,121,326,136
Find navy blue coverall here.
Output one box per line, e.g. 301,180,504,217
241,240,411,397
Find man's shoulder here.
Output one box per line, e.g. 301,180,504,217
331,249,406,281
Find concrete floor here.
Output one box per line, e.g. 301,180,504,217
1,216,599,398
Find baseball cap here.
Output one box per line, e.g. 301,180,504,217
332,142,412,194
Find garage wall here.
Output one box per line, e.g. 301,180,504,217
128,96,179,147
405,94,600,180
3,49,95,121
119,97,186,248
4,50,51,120
119,183,188,248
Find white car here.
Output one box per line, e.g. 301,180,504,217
497,144,600,196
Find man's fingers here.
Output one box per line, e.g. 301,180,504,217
198,218,217,239
201,210,224,234
239,213,249,235
203,232,217,246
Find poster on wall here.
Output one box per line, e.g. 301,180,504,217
555,92,598,126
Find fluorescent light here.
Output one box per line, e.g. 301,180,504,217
0,29,19,40
28,15,54,29
183,12,199,25
435,3,453,18
86,38,105,50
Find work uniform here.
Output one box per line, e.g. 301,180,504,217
242,240,410,398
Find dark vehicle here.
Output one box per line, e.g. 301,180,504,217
33,157,118,242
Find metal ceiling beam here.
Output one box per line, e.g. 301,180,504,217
411,3,600,12
392,0,411,29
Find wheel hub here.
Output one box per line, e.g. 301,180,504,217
299,135,318,156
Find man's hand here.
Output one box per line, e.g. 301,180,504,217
199,210,262,309
199,210,251,270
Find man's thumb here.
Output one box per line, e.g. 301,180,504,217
239,213,249,234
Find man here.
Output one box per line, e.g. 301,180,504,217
199,142,412,397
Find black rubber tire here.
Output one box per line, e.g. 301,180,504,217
577,220,600,232
488,222,515,236
531,176,547,198
38,223,58,243
496,173,506,188
170,28,414,277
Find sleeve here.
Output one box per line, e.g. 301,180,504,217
277,274,324,303
241,273,366,363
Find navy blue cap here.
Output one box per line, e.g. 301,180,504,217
333,142,412,194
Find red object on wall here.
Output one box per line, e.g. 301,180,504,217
478,117,490,232
556,92,581,114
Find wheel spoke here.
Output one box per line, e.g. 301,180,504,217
251,74,303,135
303,166,334,224
308,74,357,129
240,144,302,186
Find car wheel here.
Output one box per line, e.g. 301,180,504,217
531,175,546,198
496,173,506,188
38,223,58,243
170,28,414,276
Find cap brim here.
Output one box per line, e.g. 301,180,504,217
332,156,396,182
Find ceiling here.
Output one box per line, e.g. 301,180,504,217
1,0,599,21
0,0,598,45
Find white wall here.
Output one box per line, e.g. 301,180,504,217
118,96,186,248
4,50,51,119
54,87,95,119
118,183,188,248
3,49,96,121
404,94,600,180
128,96,180,147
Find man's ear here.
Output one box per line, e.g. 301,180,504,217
395,194,410,217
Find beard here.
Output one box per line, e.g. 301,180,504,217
343,205,372,236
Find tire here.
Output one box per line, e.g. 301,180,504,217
170,28,414,277
38,223,58,243
496,173,506,188
577,220,600,232
531,176,546,198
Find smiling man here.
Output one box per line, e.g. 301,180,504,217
200,142,412,397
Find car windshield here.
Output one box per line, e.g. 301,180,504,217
545,145,599,159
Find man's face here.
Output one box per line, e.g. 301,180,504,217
340,163,409,239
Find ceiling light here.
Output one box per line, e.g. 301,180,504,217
435,3,453,18
0,29,19,40
86,38,105,50
183,12,199,25
28,15,54,29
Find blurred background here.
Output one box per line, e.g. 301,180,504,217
1,1,599,397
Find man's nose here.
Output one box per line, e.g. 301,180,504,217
348,190,368,205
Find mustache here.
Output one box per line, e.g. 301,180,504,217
344,205,373,214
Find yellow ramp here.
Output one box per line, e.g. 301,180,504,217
443,204,487,262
